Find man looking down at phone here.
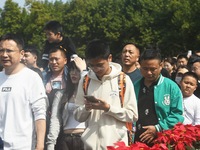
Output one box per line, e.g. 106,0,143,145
74,39,138,150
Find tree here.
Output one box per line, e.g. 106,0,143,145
22,0,65,51
0,0,199,58
0,0,23,35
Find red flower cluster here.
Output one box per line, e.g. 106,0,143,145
154,123,200,149
107,123,200,150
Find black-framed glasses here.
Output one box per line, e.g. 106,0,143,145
0,49,19,54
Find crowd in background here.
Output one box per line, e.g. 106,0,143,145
0,20,200,150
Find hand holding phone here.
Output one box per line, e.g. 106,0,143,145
84,95,99,103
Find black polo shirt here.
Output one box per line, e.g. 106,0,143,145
134,77,159,144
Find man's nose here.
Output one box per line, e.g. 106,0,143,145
125,52,130,56
51,59,57,63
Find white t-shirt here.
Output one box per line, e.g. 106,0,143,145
63,102,85,130
0,67,47,150
183,94,200,125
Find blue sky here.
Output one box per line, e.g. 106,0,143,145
0,0,68,8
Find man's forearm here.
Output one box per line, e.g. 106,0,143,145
35,119,46,150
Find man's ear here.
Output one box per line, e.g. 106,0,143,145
34,55,37,61
108,54,112,62
136,56,139,62
159,61,163,70
20,50,25,61
64,58,67,65
159,60,163,66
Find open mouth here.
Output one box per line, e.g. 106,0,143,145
124,59,130,62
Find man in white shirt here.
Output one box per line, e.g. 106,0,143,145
0,33,48,150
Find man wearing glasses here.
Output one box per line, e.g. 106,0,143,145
74,39,138,149
0,33,48,150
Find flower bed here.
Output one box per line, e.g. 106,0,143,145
107,123,200,150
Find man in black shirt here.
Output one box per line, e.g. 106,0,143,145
134,50,184,146
42,20,76,70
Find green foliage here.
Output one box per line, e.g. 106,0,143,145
0,0,22,34
0,0,199,57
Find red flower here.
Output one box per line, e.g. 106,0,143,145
133,142,150,150
107,141,130,150
107,123,200,150
151,143,168,150
175,141,185,150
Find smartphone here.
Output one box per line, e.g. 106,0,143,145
84,95,99,103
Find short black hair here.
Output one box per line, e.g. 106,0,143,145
139,49,162,63
181,71,198,84
43,20,63,36
164,57,177,66
24,45,39,57
177,65,189,71
194,50,200,53
49,46,67,58
0,33,24,50
176,65,189,76
122,42,140,53
85,39,110,60
177,53,188,61
68,61,79,71
188,54,200,65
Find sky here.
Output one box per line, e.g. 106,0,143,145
0,0,68,8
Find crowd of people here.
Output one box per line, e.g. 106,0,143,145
0,20,200,150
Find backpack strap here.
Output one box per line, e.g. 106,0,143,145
83,74,91,95
83,72,133,145
118,72,133,145
118,72,126,107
